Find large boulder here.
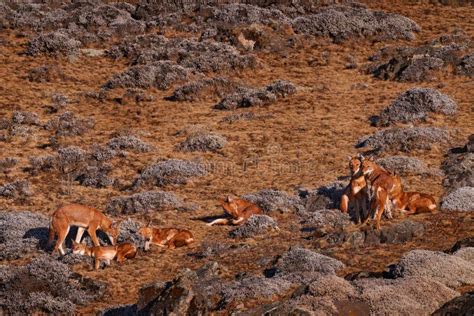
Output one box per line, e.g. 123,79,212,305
274,247,345,282
356,127,451,153
441,187,474,212
353,277,459,315
389,250,474,288
1,255,105,314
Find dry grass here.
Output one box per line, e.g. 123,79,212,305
0,1,473,313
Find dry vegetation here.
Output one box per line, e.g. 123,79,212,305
0,0,473,315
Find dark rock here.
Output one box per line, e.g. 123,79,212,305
433,292,474,316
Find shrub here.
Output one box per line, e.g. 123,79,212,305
27,64,65,83
291,5,420,42
376,88,457,126
356,127,451,152
0,180,31,199
1,255,105,314
0,211,49,260
457,53,474,77
376,155,431,176
108,135,151,153
229,215,278,238
242,189,303,213
275,247,345,277
353,277,458,315
103,61,189,90
214,80,296,110
441,187,474,212
133,159,207,188
0,157,18,171
106,191,185,215
26,30,81,56
12,111,40,125
389,249,474,288
167,77,241,102
45,111,94,137
176,131,226,152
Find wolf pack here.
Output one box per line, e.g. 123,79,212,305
45,154,436,270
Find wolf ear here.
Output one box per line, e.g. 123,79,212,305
227,196,233,203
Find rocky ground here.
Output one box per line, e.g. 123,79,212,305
0,1,473,315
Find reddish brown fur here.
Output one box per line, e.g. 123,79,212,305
208,197,263,226
340,156,369,223
48,204,120,255
390,176,437,215
138,226,194,251
72,241,137,270
361,159,397,230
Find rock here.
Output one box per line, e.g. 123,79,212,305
375,88,457,126
389,249,474,288
167,77,241,102
103,61,189,90
214,80,296,110
356,127,451,153
299,209,352,236
243,189,303,213
376,155,432,176
433,291,474,316
441,187,474,212
100,304,137,316
456,52,474,77
1,255,105,314
133,159,207,188
300,181,347,211
353,277,459,315
442,136,474,192
0,211,49,260
447,237,474,253
367,32,471,81
136,265,222,314
291,5,419,42
176,130,226,153
454,247,474,263
106,191,185,215
275,247,345,279
229,215,278,238
107,135,152,153
26,30,81,56
81,48,105,57
378,220,425,244
313,219,425,247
